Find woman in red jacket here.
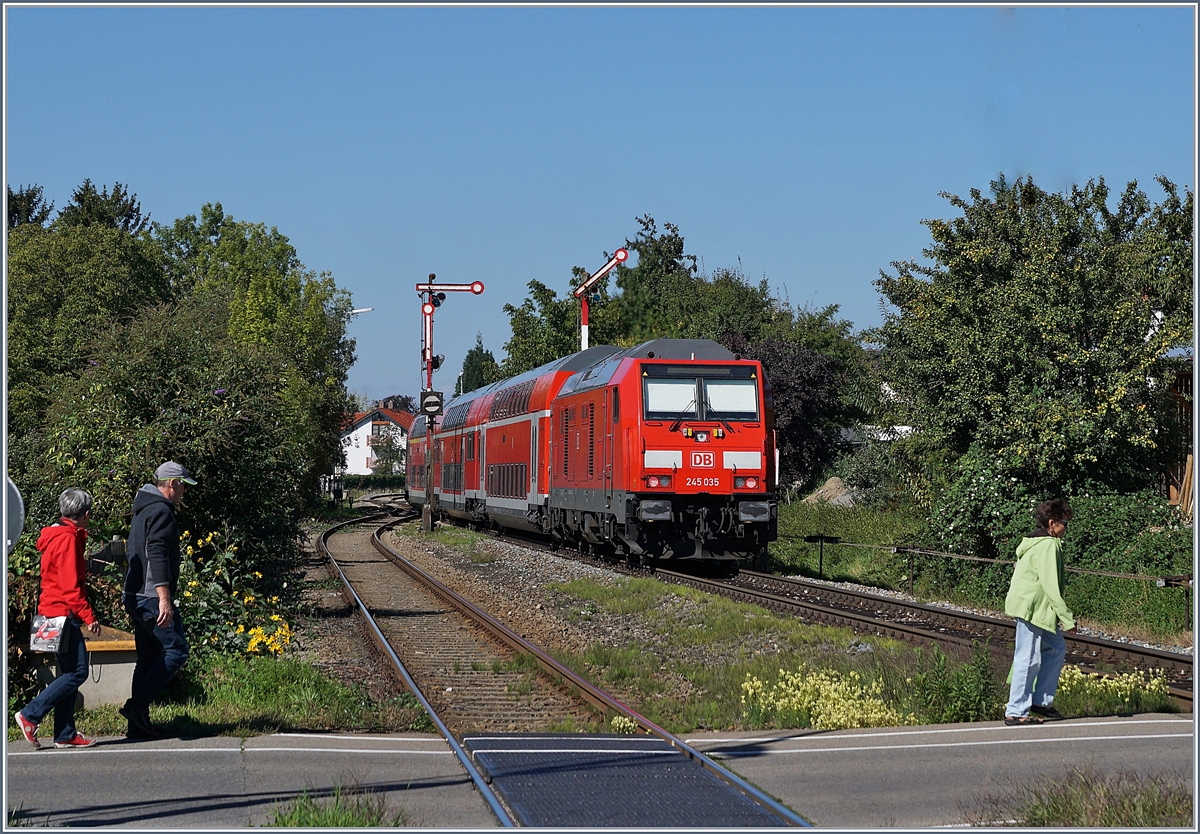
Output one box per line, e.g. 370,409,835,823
14,488,103,748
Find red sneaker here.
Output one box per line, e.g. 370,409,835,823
15,712,40,748
53,733,95,748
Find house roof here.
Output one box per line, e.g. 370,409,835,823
341,408,415,434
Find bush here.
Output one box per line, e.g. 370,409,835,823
7,295,310,706
342,474,405,492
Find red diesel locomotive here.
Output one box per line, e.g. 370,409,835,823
407,338,778,567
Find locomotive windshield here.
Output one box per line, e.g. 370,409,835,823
642,365,760,422
702,378,758,421
644,379,698,420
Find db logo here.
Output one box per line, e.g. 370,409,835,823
691,451,715,469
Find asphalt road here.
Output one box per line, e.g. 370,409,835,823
687,713,1195,827
6,714,1193,828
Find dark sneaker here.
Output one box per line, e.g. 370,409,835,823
15,711,40,748
119,705,161,739
1030,705,1066,720
1004,714,1043,726
54,733,95,748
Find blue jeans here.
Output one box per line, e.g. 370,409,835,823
123,594,189,710
1006,618,1066,717
21,617,89,743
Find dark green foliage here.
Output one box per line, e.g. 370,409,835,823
342,474,406,491
873,176,1191,485
864,175,1192,579
613,215,702,342
724,331,849,486
150,202,357,500
32,294,308,550
55,180,150,235
456,332,503,396
6,183,359,708
499,216,869,474
7,184,54,229
6,222,172,437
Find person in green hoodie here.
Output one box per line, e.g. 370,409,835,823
1003,498,1075,726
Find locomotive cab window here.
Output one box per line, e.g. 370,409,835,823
643,379,697,421
702,378,758,421
642,363,759,422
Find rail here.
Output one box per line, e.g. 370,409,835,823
370,517,810,827
318,513,515,827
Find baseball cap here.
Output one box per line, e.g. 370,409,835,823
155,461,198,485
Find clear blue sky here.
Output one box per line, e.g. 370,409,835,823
5,4,1195,404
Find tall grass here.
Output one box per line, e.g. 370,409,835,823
266,781,409,827
963,766,1193,827
546,576,1007,732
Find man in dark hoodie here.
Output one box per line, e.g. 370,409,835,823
120,461,196,738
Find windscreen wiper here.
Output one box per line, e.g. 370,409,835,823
669,400,696,433
703,398,736,434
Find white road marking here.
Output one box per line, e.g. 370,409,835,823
685,717,1192,745
707,732,1192,756
8,744,452,757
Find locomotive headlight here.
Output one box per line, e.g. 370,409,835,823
745,477,758,489
737,501,770,522
695,432,709,442
646,475,672,488
637,500,673,522
734,476,746,488
647,475,660,488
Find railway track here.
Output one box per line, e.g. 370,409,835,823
317,512,808,827
323,515,599,734
666,569,1193,710
424,508,1193,712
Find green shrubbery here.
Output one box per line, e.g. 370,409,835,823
342,474,406,492
7,188,356,713
776,490,1191,637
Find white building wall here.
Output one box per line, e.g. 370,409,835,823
338,419,407,476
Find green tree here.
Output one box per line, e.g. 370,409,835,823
55,179,150,234
871,175,1192,553
613,215,700,341
8,293,311,705
6,221,171,438
152,203,357,498
501,278,593,377
369,431,405,476
456,333,503,396
7,184,54,230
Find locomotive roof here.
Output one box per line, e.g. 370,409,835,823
557,338,739,397
441,343,624,412
439,339,737,418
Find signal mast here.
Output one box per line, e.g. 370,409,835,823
414,273,485,530
571,248,628,350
